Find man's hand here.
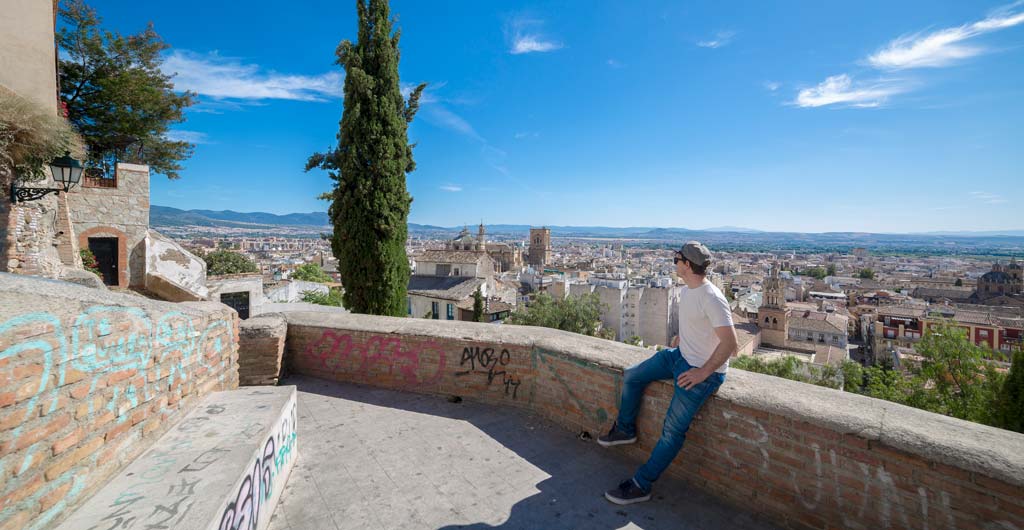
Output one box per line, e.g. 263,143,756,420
670,335,680,348
677,367,711,390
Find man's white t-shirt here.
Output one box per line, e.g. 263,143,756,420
675,280,734,374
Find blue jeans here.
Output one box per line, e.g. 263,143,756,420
614,347,725,492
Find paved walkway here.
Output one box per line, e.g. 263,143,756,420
268,375,779,530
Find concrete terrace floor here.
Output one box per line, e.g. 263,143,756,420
268,375,780,530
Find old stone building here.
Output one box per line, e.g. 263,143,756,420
438,222,522,273
66,163,151,287
528,227,552,269
970,260,1024,306
757,263,849,357
757,264,789,347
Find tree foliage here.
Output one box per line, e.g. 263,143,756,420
291,263,333,283
301,289,344,307
305,0,425,317
856,268,875,280
204,250,257,275
506,293,608,337
0,88,84,187
472,287,485,322
731,355,842,389
58,0,195,179
996,350,1024,432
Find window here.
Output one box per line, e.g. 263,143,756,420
765,317,770,324
407,297,412,315
453,267,461,276
436,264,451,276
832,336,838,344
979,329,989,338
446,303,454,320
431,301,439,319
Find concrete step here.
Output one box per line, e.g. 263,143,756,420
55,386,297,530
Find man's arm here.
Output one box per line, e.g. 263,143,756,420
677,325,737,390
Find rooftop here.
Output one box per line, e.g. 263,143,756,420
267,375,777,530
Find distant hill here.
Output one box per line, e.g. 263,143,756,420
152,206,329,227
150,206,1024,255
701,226,763,233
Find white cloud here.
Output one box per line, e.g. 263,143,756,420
514,131,539,139
867,3,1024,69
421,105,483,142
763,81,781,91
165,130,209,144
506,16,562,55
794,74,907,108
440,185,462,192
969,191,1008,204
697,31,737,49
162,50,344,101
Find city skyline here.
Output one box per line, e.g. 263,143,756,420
80,0,1024,232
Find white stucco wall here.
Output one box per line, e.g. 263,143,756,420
0,0,58,112
144,230,208,299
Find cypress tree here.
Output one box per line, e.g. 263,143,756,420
997,350,1024,433
473,286,485,322
306,0,425,316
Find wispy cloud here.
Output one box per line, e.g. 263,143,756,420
763,81,781,92
162,50,344,101
421,105,483,142
794,74,907,108
440,184,462,192
165,130,210,144
506,16,562,55
867,3,1024,70
606,58,624,68
970,191,1009,204
514,131,539,139
697,30,737,49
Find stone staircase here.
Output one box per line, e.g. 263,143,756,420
54,386,297,530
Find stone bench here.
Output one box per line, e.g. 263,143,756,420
54,386,297,530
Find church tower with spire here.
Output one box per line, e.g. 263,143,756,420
758,263,790,347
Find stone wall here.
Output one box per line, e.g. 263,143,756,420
282,312,1024,530
0,194,64,279
0,272,239,530
67,163,151,288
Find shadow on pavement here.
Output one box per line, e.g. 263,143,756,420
286,375,778,530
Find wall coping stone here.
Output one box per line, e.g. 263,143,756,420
0,271,214,317
282,310,1024,488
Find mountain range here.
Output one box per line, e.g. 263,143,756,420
150,206,1024,254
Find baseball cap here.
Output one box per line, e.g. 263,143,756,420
679,241,712,267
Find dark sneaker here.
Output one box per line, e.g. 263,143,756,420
604,479,651,505
597,426,637,447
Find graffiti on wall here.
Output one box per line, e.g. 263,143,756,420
220,397,297,530
455,346,522,399
0,306,233,528
302,330,446,385
719,410,1020,530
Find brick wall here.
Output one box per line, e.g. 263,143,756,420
238,315,286,386
0,272,239,530
282,312,1024,530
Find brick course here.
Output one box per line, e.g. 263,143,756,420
283,312,1024,530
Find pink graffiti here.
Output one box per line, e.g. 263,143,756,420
303,330,446,385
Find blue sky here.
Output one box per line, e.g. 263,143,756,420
81,1,1023,232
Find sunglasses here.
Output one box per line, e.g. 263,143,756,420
674,254,685,265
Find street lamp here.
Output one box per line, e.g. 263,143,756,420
10,151,84,203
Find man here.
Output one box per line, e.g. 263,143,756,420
599,241,738,505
